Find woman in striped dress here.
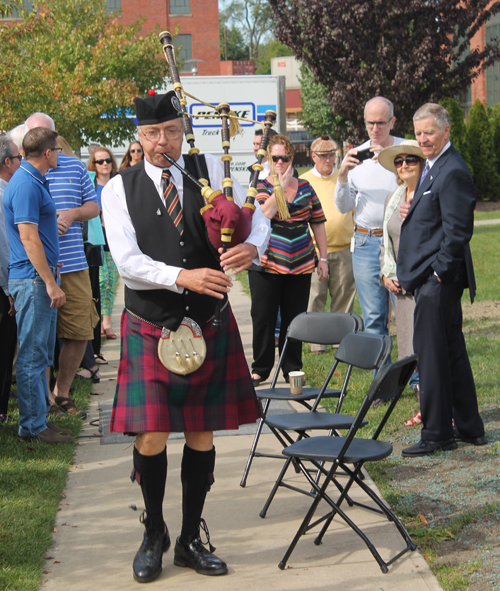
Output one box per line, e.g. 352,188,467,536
248,135,328,385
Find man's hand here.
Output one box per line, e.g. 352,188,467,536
383,277,402,294
47,283,66,308
8,295,16,316
400,199,412,221
219,243,257,274
176,268,232,299
57,210,76,236
338,147,373,182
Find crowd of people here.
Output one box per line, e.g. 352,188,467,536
0,94,488,583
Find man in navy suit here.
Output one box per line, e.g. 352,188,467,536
397,103,487,457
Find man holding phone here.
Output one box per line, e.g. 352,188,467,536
334,97,404,337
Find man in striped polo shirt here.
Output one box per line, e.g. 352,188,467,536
25,113,100,417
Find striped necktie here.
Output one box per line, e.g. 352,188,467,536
417,160,430,190
162,169,184,234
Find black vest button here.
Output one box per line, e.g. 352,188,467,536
179,241,185,246
183,258,187,263
185,306,189,311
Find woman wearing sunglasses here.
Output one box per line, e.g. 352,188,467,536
119,141,144,171
87,147,119,340
378,139,424,426
248,134,328,386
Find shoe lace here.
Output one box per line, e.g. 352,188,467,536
199,518,216,553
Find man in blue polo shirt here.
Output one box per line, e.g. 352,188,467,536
4,127,72,443
25,113,99,418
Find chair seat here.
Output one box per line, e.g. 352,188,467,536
283,435,393,464
266,412,367,432
256,387,341,402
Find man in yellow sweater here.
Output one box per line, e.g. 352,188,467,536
302,136,356,354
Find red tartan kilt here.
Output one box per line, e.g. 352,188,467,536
110,305,260,434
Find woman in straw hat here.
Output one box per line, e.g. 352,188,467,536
378,140,423,426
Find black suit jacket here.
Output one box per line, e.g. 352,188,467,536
397,145,476,303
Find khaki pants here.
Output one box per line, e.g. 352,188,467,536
307,248,356,352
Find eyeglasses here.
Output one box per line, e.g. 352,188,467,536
314,152,334,160
365,119,392,129
271,155,292,163
10,154,22,161
140,128,182,141
94,158,113,165
49,147,63,153
394,155,421,168
130,148,143,154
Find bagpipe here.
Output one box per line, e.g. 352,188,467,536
158,31,277,329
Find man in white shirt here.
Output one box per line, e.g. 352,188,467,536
335,97,404,336
102,91,270,584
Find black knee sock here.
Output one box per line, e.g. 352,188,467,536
179,444,216,543
132,446,167,533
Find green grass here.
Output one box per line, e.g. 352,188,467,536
474,210,500,221
469,225,500,301
0,379,93,591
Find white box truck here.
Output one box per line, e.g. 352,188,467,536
83,75,286,188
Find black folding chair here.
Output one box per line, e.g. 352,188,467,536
277,355,418,573
259,331,392,518
240,312,363,487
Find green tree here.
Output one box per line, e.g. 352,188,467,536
298,64,350,146
466,99,499,201
221,0,273,59
491,105,500,179
439,97,472,171
219,22,248,60
0,0,166,148
254,39,293,74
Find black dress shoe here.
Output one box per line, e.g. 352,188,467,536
453,427,487,446
402,438,457,457
133,515,170,583
174,535,228,576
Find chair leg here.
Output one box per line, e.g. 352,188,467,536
240,399,271,487
259,455,294,518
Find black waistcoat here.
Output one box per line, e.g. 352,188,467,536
121,155,223,330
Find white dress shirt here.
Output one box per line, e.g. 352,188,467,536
102,154,270,293
334,137,405,229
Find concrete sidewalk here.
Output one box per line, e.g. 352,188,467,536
41,278,441,591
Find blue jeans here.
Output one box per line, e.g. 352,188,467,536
352,232,389,335
9,275,58,437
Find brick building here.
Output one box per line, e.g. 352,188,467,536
119,0,221,76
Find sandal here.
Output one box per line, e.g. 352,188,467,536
55,396,87,419
94,353,108,365
75,367,100,383
104,328,117,340
404,410,422,427
47,404,66,419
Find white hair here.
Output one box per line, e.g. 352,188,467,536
24,112,56,133
413,103,451,130
6,124,26,150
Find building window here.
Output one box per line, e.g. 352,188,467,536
107,0,121,11
170,0,190,15
174,34,192,72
